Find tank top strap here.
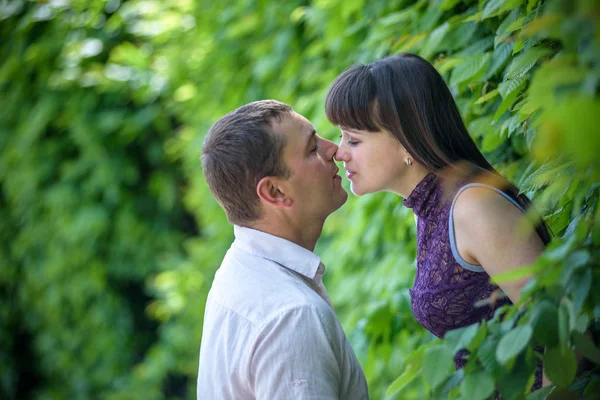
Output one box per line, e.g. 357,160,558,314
448,183,526,273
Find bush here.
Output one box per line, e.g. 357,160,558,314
1,0,598,399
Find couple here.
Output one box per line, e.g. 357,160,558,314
197,53,550,399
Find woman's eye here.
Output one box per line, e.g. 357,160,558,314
348,140,358,146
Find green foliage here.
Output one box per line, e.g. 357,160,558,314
497,325,533,365
1,0,599,399
461,371,495,400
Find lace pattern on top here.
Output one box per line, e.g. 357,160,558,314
403,173,542,391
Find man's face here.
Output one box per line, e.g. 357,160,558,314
275,112,347,222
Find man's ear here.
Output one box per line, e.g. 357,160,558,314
256,177,293,208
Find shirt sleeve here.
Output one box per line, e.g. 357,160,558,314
249,304,352,399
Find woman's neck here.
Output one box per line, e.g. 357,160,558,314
390,164,430,198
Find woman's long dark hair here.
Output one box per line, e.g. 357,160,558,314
325,53,551,244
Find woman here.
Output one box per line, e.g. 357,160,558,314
326,53,551,390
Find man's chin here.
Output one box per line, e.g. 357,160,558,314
331,191,349,212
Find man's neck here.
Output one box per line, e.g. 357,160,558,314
249,218,324,252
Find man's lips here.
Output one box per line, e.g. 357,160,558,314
332,170,342,185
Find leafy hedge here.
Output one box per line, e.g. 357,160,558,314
1,0,598,399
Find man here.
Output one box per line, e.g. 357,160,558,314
198,100,369,399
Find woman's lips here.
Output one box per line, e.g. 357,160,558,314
346,170,356,179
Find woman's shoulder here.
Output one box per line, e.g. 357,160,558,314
452,183,524,229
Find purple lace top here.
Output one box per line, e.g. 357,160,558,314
403,173,542,390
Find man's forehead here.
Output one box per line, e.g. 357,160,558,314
275,111,315,137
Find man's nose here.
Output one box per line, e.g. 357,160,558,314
320,138,338,161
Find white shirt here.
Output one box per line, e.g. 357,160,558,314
197,226,369,400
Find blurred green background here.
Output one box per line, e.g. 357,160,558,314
1,0,599,399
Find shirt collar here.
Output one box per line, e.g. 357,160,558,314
232,225,322,280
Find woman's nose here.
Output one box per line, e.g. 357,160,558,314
334,141,349,162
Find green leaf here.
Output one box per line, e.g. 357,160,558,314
482,129,505,152
421,22,450,59
547,388,581,399
520,14,562,37
444,323,480,353
505,17,526,34
583,379,600,399
479,339,506,376
572,331,600,365
498,75,527,99
418,5,444,32
505,47,553,79
495,8,522,47
527,0,540,14
439,369,464,397
519,159,569,193
531,300,559,348
575,314,590,334
475,88,500,104
491,264,538,286
468,321,488,352
378,8,418,26
486,42,514,79
544,347,577,388
558,300,574,344
567,250,592,269
570,268,592,316
497,352,536,400
459,37,494,56
545,203,573,235
436,57,464,74
496,325,533,364
513,39,524,54
386,359,422,395
423,344,455,390
450,52,492,86
15,96,57,148
482,0,507,19
527,61,587,110
540,97,600,169
493,83,524,122
469,115,494,138
527,385,554,400
460,371,495,400
545,236,578,261
561,249,592,285
386,344,429,395
440,0,462,10
396,32,428,52
441,21,477,51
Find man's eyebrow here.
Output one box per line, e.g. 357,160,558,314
305,129,316,150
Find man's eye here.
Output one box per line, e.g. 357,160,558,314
311,143,319,152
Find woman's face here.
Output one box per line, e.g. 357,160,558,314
335,128,409,196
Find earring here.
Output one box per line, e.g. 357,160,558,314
406,158,412,167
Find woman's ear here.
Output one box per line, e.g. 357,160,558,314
256,177,293,208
